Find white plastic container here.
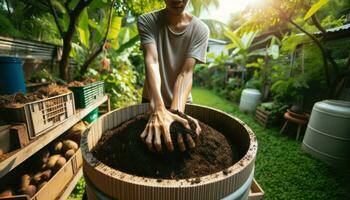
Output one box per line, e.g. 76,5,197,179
239,89,262,113
302,100,350,168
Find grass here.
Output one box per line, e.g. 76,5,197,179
192,87,350,200
70,87,350,199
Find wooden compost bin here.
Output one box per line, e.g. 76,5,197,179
82,104,259,200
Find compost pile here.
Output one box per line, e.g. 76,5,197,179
67,78,97,87
92,111,238,179
0,84,70,108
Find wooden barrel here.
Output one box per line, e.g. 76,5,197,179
302,100,350,168
81,104,258,200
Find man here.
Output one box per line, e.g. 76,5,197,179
137,0,209,152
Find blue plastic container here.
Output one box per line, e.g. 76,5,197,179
0,56,26,95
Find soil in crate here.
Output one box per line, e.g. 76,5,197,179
67,79,97,87
0,84,70,108
92,111,240,179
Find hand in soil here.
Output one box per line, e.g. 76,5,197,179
187,115,201,135
140,108,191,152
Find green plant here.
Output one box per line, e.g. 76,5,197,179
271,77,309,105
258,101,288,121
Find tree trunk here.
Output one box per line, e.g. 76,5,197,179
59,16,78,80
56,0,93,80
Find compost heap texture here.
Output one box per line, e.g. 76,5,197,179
92,111,238,179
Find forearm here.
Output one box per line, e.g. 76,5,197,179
145,62,165,112
171,70,193,112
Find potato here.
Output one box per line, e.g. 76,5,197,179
55,157,66,168
66,121,86,143
0,188,13,197
21,185,36,197
32,172,42,184
41,169,52,180
62,140,78,151
52,141,63,153
38,181,47,190
67,121,86,135
21,174,31,188
64,149,75,159
36,149,50,164
46,154,61,168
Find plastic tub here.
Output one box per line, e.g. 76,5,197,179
0,56,26,95
239,89,261,113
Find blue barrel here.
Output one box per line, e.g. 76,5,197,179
0,56,26,95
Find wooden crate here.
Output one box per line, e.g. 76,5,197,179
0,93,75,139
0,124,29,155
0,149,82,200
248,179,264,200
255,107,273,128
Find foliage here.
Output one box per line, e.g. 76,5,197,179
192,87,350,200
240,0,350,98
85,44,144,109
225,31,259,66
69,178,85,199
0,1,61,44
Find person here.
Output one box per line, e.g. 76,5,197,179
137,0,209,152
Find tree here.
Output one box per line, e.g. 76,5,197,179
241,0,350,98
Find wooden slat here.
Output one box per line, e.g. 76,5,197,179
0,96,108,178
58,167,83,200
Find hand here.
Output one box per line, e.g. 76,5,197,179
140,108,191,152
187,115,202,136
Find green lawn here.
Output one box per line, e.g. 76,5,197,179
192,87,350,200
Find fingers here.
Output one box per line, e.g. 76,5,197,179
174,115,191,129
186,134,196,149
146,127,154,152
177,134,186,152
140,124,149,142
162,125,174,152
154,126,162,152
194,120,201,135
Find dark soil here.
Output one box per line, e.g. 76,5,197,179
92,111,239,179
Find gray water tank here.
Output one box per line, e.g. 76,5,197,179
302,100,350,168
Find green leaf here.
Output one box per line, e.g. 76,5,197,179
69,0,80,10
241,31,257,49
107,16,122,40
224,31,244,50
51,0,66,14
77,9,90,48
114,35,140,54
304,0,329,20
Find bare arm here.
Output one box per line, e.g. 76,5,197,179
170,58,196,112
140,43,190,152
142,43,164,111
169,58,202,151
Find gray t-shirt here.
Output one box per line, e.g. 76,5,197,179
137,9,209,106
